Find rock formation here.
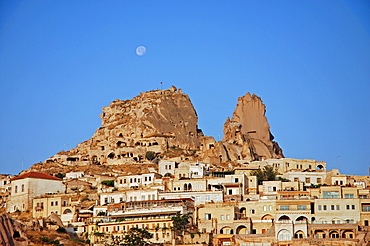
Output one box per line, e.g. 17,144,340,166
0,213,28,246
47,86,203,166
200,93,283,163
45,88,283,168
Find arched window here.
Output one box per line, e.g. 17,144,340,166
277,229,291,241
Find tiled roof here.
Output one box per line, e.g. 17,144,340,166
10,172,62,181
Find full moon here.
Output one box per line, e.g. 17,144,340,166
136,46,146,56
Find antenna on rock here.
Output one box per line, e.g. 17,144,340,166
160,82,163,90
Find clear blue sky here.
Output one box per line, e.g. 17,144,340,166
1,0,369,176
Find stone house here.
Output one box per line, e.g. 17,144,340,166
32,194,81,225
100,188,159,205
197,203,252,234
8,172,65,213
89,198,194,245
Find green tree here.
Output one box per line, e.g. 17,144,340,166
145,151,156,161
122,228,153,246
250,165,278,184
55,173,65,179
101,180,115,187
171,213,191,235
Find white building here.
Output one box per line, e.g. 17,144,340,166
65,172,85,179
100,189,159,205
8,172,65,213
282,171,326,186
115,173,157,189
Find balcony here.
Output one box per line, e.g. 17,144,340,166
35,206,44,211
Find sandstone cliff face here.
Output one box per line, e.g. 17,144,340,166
47,86,203,165
200,93,283,163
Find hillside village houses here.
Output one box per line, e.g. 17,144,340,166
2,158,370,245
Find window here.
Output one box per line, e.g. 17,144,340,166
298,205,307,210
294,177,299,182
305,178,311,183
362,204,370,212
323,191,339,198
205,214,212,220
346,205,350,210
263,206,267,211
280,206,289,210
124,179,127,184
336,205,340,210
323,205,327,210
205,195,210,201
250,209,255,214
269,205,273,211
331,205,335,210
220,215,224,220
318,205,322,210
21,184,24,192
51,202,54,206
345,194,354,198
15,186,17,193
317,178,322,183
352,205,355,210
226,214,230,220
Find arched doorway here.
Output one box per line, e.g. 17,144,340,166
329,230,339,238
220,227,233,234
294,230,305,238
236,225,248,234
314,230,326,238
278,215,291,223
295,216,308,224
261,214,274,221
240,207,247,217
342,230,354,239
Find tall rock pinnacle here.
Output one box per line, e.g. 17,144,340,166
223,93,284,161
